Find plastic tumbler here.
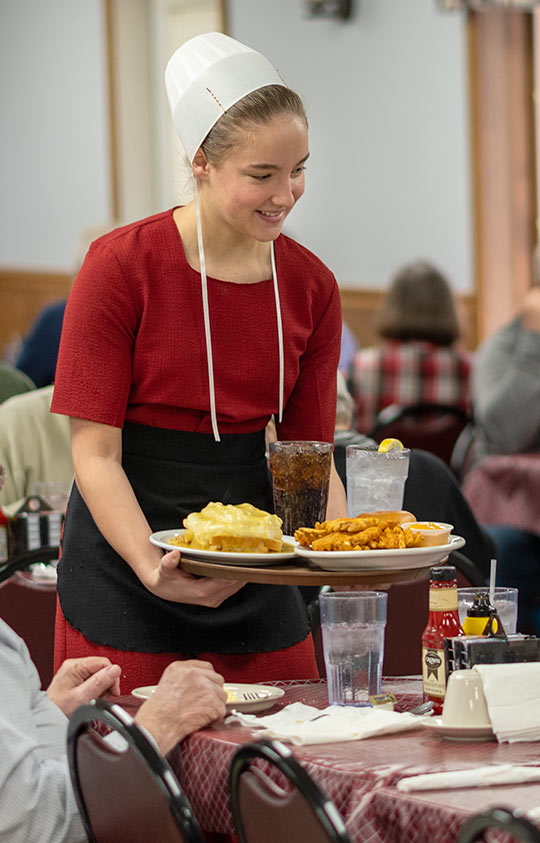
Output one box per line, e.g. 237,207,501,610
319,591,388,706
268,441,332,535
458,587,518,635
346,444,410,517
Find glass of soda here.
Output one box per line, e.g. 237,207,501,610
268,440,332,536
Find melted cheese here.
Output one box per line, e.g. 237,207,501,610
183,502,282,547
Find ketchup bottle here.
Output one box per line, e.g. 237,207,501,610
421,565,462,715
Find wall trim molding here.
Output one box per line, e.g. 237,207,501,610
339,287,477,352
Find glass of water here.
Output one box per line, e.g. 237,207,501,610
457,587,518,635
319,591,388,706
346,444,410,517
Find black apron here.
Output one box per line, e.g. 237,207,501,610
58,423,311,654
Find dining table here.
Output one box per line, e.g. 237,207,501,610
120,677,540,843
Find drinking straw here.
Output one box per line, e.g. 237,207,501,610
489,558,497,606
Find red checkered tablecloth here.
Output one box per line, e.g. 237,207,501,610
119,678,540,842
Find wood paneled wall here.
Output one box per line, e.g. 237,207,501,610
341,288,478,352
0,269,71,356
0,270,477,360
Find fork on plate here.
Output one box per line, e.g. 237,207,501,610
242,691,272,701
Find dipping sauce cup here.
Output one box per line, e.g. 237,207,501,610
403,522,453,547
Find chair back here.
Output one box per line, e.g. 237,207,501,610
383,555,483,675
457,807,540,842
370,403,471,467
310,553,483,678
68,698,203,843
450,421,481,482
0,545,60,585
229,739,350,843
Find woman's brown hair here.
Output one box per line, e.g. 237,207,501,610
201,85,307,165
376,260,460,347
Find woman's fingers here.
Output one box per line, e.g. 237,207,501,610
151,550,246,606
159,548,182,569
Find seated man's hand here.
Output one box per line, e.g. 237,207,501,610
47,657,122,717
135,660,227,756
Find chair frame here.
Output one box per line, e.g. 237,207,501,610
0,545,59,585
449,549,486,587
68,697,203,843
229,739,351,843
457,806,540,842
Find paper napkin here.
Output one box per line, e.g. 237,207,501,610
473,663,540,743
397,764,540,792
225,702,424,745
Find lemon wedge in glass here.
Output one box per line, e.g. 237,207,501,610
378,438,405,452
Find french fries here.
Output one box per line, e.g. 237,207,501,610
294,511,421,552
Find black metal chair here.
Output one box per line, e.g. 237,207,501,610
457,807,540,842
450,420,481,482
68,698,203,843
0,545,59,585
370,402,471,468
229,739,351,843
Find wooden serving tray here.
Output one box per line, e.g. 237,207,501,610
179,557,431,586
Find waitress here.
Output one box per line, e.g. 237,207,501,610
51,32,346,693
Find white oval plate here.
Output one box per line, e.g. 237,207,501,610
423,716,494,741
131,682,285,714
149,529,297,566
294,535,465,571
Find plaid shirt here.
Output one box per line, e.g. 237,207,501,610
349,340,472,434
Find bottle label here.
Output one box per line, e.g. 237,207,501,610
429,589,458,611
0,525,7,563
422,646,447,697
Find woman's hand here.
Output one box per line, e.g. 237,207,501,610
142,548,247,607
70,419,246,608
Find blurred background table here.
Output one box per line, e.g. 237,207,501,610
463,453,540,535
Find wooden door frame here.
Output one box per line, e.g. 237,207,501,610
468,8,537,341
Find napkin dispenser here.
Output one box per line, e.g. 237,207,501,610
445,635,540,674
9,496,63,556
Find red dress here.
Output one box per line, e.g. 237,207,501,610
51,209,341,692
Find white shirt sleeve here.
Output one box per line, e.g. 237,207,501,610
0,620,86,843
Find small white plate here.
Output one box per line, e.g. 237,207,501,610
423,717,494,741
149,529,297,566
294,535,466,571
131,682,285,714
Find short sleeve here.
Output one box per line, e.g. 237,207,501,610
51,243,140,427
